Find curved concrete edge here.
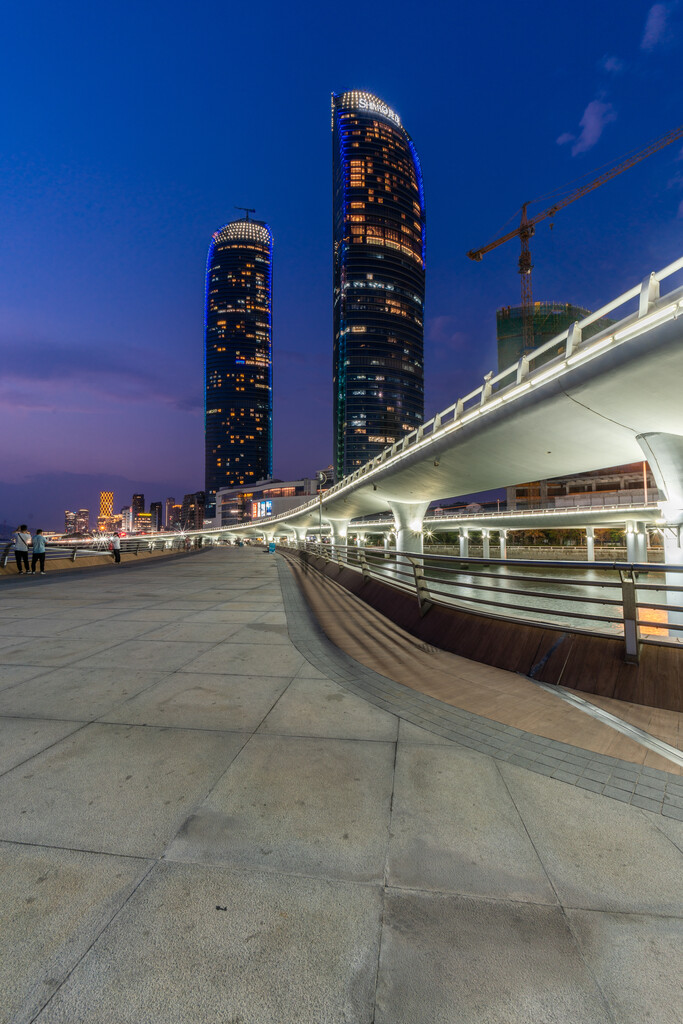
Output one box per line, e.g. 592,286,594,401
275,556,683,819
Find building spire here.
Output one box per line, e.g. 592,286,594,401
234,206,256,221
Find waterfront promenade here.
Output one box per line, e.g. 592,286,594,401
1,548,682,1023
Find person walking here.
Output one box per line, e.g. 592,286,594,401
111,532,121,564
12,525,31,575
31,529,47,574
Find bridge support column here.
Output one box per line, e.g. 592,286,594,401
585,527,595,561
481,529,490,560
625,525,637,562
637,432,683,633
635,522,648,564
387,501,429,556
459,529,469,558
325,519,348,559
499,530,507,559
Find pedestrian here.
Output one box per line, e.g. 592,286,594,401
31,529,47,574
12,524,31,575
111,532,121,564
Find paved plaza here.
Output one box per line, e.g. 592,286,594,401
0,548,682,1023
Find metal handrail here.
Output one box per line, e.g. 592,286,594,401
297,542,683,660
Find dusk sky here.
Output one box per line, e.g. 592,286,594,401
2,1,682,531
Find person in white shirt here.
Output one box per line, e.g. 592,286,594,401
12,525,31,575
111,533,121,564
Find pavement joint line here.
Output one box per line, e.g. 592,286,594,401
276,556,682,815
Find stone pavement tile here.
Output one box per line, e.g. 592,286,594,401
0,723,245,857
0,718,82,775
259,611,287,625
100,673,290,731
165,734,395,882
0,665,50,693
0,668,169,721
134,621,244,644
387,746,556,903
32,861,381,1024
293,660,330,679
0,618,77,638
258,676,398,741
73,639,215,672
374,890,612,1024
0,841,151,1024
397,720,455,745
179,641,304,678
183,607,266,624
0,637,122,668
107,606,198,622
57,618,162,641
225,623,291,645
652,814,683,853
498,763,683,913
566,908,683,1024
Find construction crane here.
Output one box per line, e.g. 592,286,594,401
467,124,683,353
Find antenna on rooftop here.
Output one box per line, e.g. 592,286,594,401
235,206,256,220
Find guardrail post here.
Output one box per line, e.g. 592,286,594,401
565,321,582,358
358,549,372,582
639,272,660,317
619,569,640,664
71,548,77,562
408,557,432,616
135,544,140,556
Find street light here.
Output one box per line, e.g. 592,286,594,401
317,470,327,550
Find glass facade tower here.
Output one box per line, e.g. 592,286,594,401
204,216,273,518
332,90,426,478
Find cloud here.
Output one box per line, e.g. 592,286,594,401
558,99,617,156
641,3,668,50
599,54,625,73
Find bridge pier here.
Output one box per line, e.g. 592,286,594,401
498,530,507,559
586,526,595,561
325,519,348,558
387,501,429,556
481,529,490,560
637,432,683,632
459,528,469,558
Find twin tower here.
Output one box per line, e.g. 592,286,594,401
204,91,427,518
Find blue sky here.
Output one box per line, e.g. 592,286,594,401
1,0,682,529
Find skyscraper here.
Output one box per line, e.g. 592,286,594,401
332,90,426,478
204,214,274,519
149,501,162,532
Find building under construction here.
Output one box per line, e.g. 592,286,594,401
496,301,614,373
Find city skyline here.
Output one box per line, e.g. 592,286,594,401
2,1,682,529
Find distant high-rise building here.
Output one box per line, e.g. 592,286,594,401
496,302,614,373
132,493,145,517
332,90,426,478
181,492,205,531
76,509,89,533
149,502,162,532
121,507,133,532
64,510,77,534
168,503,182,530
164,497,175,528
204,214,274,519
98,491,114,531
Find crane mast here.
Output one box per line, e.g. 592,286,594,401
468,124,683,353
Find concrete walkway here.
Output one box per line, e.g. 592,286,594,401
0,548,681,1024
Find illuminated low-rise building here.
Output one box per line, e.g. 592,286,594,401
214,470,334,526
204,213,274,519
